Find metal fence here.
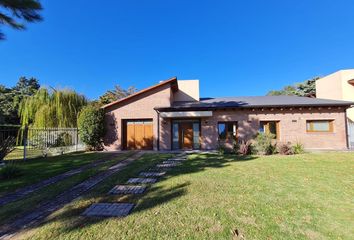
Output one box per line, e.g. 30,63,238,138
0,126,85,160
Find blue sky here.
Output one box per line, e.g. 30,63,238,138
1,0,354,100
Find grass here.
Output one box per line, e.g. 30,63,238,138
0,151,119,195
0,152,132,226
8,152,354,240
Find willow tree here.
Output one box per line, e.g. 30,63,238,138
19,88,87,128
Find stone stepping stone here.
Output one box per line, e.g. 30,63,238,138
127,178,157,184
162,160,182,164
83,203,134,217
109,185,146,195
139,171,166,177
169,158,187,161
156,163,179,168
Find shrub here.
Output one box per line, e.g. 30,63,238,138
77,105,105,150
238,140,252,155
0,164,22,180
254,132,277,155
278,142,294,155
0,136,16,161
217,140,227,154
292,142,305,154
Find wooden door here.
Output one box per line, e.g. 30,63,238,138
127,123,135,150
125,120,153,150
180,123,193,149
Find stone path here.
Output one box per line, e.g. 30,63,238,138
109,185,146,195
0,153,118,207
83,153,188,219
83,203,134,217
0,152,143,240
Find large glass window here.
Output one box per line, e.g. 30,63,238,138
193,123,200,149
306,120,333,132
259,121,279,139
218,122,237,140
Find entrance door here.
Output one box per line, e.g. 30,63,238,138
125,120,153,150
172,120,200,150
180,122,193,149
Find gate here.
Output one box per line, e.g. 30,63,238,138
349,120,354,149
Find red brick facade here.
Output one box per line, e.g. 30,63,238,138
103,80,349,151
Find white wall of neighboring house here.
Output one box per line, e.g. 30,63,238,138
316,69,354,149
316,69,354,122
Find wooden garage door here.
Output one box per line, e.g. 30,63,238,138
125,120,153,150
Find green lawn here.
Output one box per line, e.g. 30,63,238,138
0,151,120,195
10,152,354,239
0,152,132,226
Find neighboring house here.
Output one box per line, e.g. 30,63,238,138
102,77,353,151
316,69,354,148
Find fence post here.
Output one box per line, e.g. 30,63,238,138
76,128,79,152
23,125,28,161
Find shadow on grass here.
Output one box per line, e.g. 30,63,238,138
17,152,259,237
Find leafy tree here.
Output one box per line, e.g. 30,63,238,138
0,77,40,125
267,77,319,97
19,88,87,128
267,85,297,96
0,0,43,40
99,85,137,105
77,105,105,150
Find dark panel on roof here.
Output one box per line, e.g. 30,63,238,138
155,96,354,111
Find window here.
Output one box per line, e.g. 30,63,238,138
306,120,333,132
193,123,200,149
259,121,279,139
218,122,237,140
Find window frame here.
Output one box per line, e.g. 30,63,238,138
306,120,334,133
259,121,280,140
217,121,237,141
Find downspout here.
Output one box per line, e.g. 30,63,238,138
155,109,160,151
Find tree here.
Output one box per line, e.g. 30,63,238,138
0,0,43,40
19,88,87,128
77,105,105,150
267,77,319,97
99,85,137,105
0,77,40,125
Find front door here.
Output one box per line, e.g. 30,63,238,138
180,122,193,149
172,120,200,150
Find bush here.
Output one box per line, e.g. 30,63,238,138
77,105,105,150
254,133,277,155
278,142,294,155
237,140,252,155
292,142,305,154
0,164,22,180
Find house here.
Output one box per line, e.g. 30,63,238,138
102,77,353,151
316,69,354,148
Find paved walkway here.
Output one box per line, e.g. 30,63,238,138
0,152,144,240
83,153,187,218
0,153,119,207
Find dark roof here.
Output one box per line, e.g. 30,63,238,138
155,96,354,111
102,77,178,109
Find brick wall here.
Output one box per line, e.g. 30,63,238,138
201,107,348,150
103,84,173,151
